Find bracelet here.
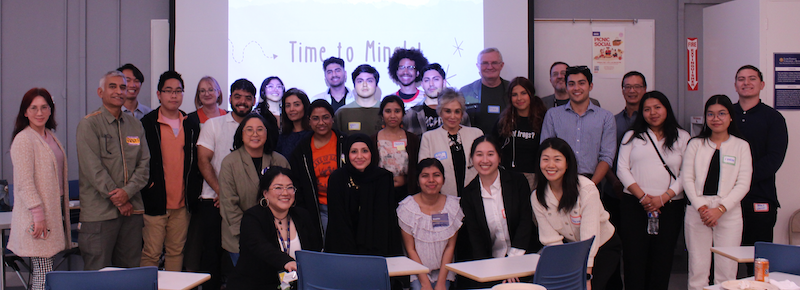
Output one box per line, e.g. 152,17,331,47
638,195,647,203
718,205,727,214
660,195,666,206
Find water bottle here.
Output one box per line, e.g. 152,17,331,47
647,212,659,235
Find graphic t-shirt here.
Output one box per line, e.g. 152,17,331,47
423,104,442,131
311,133,338,205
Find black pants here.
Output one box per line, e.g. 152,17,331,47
193,199,225,290
591,233,622,290
619,194,686,290
741,199,778,275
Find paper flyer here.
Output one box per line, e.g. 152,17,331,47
592,28,625,77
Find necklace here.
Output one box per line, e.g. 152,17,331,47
276,216,292,254
275,215,289,225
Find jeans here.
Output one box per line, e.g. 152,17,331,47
411,279,450,290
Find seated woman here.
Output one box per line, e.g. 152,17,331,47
458,136,539,287
397,158,463,290
375,95,420,203
219,113,290,264
532,137,620,290
324,134,402,257
418,88,483,197
227,167,323,290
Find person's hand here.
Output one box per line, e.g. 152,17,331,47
502,277,520,283
650,193,669,212
109,188,129,206
213,196,220,208
702,207,723,227
393,175,406,188
31,220,48,239
587,280,592,290
117,202,133,216
640,195,656,212
284,261,297,272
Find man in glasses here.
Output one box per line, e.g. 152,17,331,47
140,71,202,272
312,57,354,113
460,47,509,133
334,64,383,136
117,63,152,119
195,78,256,287
77,70,150,270
541,61,601,110
388,48,428,110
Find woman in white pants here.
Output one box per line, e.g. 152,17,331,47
682,95,752,290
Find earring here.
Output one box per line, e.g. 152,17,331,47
259,197,270,208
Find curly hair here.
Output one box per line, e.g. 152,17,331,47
387,48,428,84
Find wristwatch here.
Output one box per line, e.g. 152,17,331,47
586,273,593,280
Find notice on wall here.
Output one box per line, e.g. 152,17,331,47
687,38,699,91
775,53,800,110
592,28,625,77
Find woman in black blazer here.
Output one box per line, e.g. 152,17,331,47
227,167,323,290
457,136,541,288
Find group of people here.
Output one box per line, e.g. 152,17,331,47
5,45,788,290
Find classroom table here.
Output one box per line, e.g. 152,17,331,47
102,267,211,290
444,254,540,283
0,211,13,290
386,256,430,277
703,271,800,290
711,246,755,263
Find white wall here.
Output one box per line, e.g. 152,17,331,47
704,0,800,244
484,0,529,82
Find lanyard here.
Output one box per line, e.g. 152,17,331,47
276,217,292,254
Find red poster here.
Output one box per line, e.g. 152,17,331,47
687,38,698,91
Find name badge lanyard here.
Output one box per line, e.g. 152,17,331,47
277,217,292,254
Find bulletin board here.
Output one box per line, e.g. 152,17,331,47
533,19,655,114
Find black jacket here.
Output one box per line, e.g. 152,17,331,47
288,129,346,237
227,205,324,290
457,169,539,261
140,108,203,215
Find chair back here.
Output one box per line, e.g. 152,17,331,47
296,250,390,290
45,266,158,290
68,180,80,200
755,242,800,275
789,209,800,245
532,236,595,290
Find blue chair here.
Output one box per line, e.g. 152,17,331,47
45,266,158,290
296,250,390,290
754,242,800,275
68,180,79,201
532,236,595,290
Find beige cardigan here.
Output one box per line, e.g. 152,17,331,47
8,127,72,257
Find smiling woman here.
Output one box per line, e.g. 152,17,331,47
376,95,421,203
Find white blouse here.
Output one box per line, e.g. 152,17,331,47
480,174,526,258
616,129,691,200
397,195,464,283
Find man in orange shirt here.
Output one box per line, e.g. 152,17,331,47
140,71,202,271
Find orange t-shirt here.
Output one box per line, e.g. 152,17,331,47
311,133,338,205
197,108,227,123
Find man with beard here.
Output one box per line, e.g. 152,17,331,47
388,48,428,110
333,64,384,136
541,61,600,110
312,57,355,112
403,63,470,138
194,78,256,288
117,63,152,119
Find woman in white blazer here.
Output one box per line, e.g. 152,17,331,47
9,88,72,290
418,88,483,197
682,95,752,290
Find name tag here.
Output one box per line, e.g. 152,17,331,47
488,105,501,114
126,136,140,146
570,214,582,225
434,151,448,160
754,203,769,212
432,213,449,228
348,122,361,131
394,141,406,151
723,155,736,165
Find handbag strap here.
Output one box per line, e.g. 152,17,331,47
645,132,677,180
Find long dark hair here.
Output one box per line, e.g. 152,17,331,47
497,77,546,137
623,91,683,151
13,88,57,141
280,88,311,135
694,94,743,141
232,113,276,154
535,138,580,213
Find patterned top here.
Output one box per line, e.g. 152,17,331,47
397,195,464,282
378,139,409,177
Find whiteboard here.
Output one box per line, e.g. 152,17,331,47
533,19,655,115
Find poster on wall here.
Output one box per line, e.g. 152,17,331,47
591,28,625,77
687,38,699,91
774,53,800,110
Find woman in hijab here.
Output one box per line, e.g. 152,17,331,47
324,133,403,257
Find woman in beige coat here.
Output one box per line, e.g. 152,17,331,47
9,88,71,290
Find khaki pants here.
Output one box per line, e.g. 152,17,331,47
141,207,190,271
79,214,144,270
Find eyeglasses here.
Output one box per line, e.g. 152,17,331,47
398,65,416,71
198,88,217,94
160,89,184,95
244,126,266,136
266,85,284,90
27,105,51,113
706,111,729,119
480,61,502,67
270,186,297,194
309,115,332,123
623,85,644,91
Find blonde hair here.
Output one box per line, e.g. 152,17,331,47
194,76,224,109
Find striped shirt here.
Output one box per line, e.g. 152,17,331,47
540,102,616,175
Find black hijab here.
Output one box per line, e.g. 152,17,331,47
343,133,382,182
